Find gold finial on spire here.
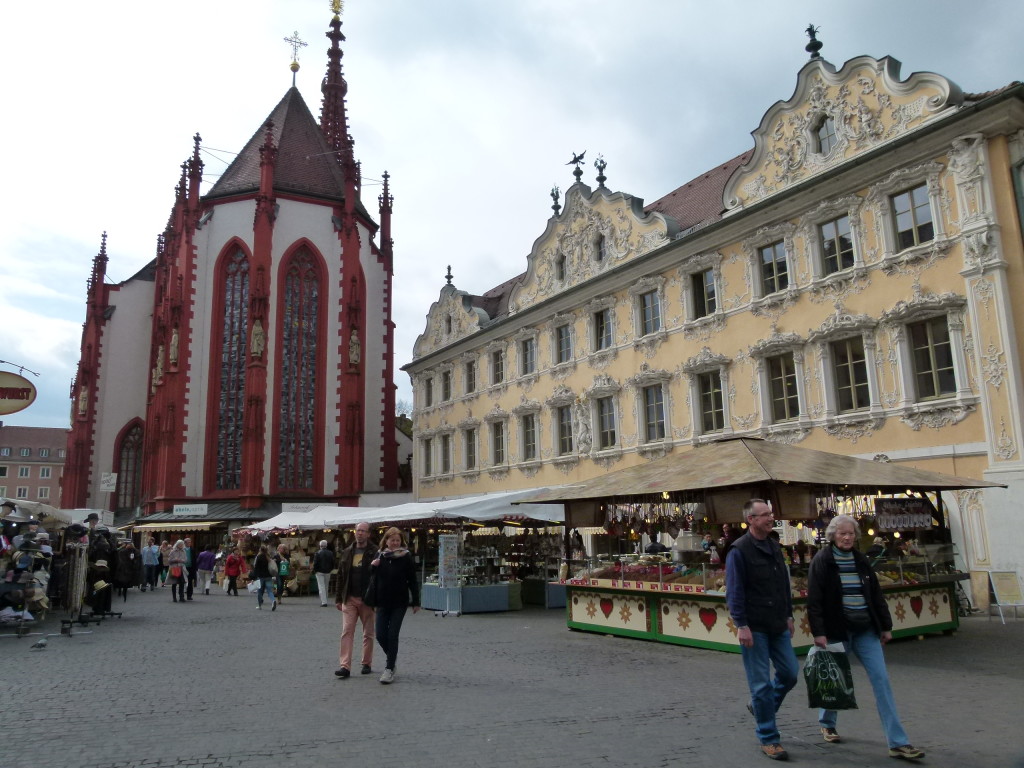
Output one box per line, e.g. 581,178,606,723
284,30,307,87
331,0,343,19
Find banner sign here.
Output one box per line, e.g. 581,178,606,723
438,534,459,589
873,497,936,531
0,371,37,415
172,503,209,517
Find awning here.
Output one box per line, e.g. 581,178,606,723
0,497,72,525
132,521,225,532
516,437,1004,505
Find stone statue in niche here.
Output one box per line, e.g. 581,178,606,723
251,319,265,358
349,328,361,368
574,400,592,454
169,327,179,366
77,386,89,416
155,345,164,382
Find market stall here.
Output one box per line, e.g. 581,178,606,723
517,438,1003,652
310,490,566,613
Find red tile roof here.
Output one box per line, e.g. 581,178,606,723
644,149,753,231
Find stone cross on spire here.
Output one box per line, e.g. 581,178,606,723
284,30,308,87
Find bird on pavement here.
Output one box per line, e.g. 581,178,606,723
29,638,47,650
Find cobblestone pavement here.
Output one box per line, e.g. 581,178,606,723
3,587,1021,768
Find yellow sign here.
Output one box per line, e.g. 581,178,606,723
990,571,1023,606
0,371,37,415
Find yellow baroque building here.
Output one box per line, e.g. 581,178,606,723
404,52,1024,601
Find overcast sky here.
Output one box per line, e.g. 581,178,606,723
2,0,1022,428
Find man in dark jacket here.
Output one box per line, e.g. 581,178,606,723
725,499,799,761
334,523,376,679
312,540,336,607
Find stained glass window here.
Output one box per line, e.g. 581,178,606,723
278,248,320,490
116,423,144,515
215,249,249,490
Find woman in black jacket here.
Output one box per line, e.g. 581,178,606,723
251,544,277,611
806,514,923,761
367,527,420,684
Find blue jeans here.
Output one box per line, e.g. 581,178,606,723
741,629,799,744
818,630,909,748
257,577,276,607
375,604,407,671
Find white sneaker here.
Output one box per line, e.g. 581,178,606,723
379,668,395,684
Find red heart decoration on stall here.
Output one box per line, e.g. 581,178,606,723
698,607,717,632
910,596,923,618
599,598,614,618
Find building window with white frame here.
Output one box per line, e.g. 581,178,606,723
441,370,452,402
831,337,870,412
0,486,5,496
693,268,717,318
556,405,573,455
639,291,661,336
767,353,800,422
422,438,433,476
424,378,434,408
39,448,50,458
891,184,934,251
464,428,477,470
594,308,613,351
465,360,476,394
642,385,666,442
596,397,616,449
491,421,506,465
0,467,6,478
490,350,504,385
38,487,49,500
521,414,537,461
816,116,837,155
758,240,789,296
18,467,30,479
698,372,725,433
908,317,956,400
820,215,854,275
554,325,572,364
520,337,536,376
16,487,28,499
19,448,30,457
58,449,65,458
0,448,10,457
440,434,452,474
40,467,52,479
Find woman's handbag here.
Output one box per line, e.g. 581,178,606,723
268,558,279,577
169,565,183,579
804,645,857,710
362,573,377,608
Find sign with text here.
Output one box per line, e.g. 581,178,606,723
437,534,459,589
172,503,209,517
873,497,936,531
0,371,37,415
99,472,118,492
281,502,321,515
990,571,1023,606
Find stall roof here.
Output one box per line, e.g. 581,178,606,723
1,497,72,524
311,489,565,528
516,438,1005,504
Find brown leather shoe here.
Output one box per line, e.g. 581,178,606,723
821,727,841,743
761,743,788,760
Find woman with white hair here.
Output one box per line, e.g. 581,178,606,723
806,514,924,761
166,540,187,603
312,540,336,607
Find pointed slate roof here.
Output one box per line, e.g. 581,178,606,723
205,87,370,220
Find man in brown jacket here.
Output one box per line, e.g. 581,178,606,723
334,522,376,679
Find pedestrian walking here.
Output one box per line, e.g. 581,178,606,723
368,527,420,685
726,499,799,761
158,540,171,586
252,544,277,611
113,539,142,601
141,537,160,591
183,537,197,600
312,540,335,607
166,540,187,603
224,547,244,596
806,514,925,761
275,544,290,603
334,523,376,678
196,544,217,595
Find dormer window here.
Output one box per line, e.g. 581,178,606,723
815,116,837,155
445,315,453,334
555,253,566,281
595,235,607,262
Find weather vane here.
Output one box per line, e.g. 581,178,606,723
566,150,586,183
332,0,344,18
284,30,308,86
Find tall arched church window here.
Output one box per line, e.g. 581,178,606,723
115,423,144,515
215,248,249,490
278,247,321,490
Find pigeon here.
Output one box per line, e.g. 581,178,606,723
29,638,47,650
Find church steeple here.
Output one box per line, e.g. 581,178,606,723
320,1,353,163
